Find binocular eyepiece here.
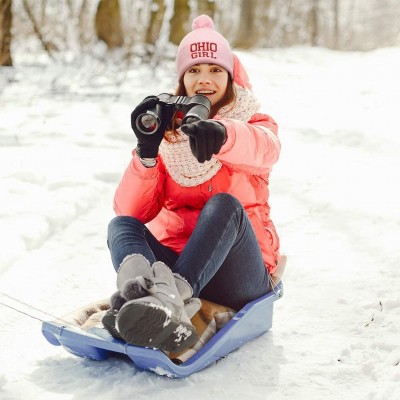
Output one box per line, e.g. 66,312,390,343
135,93,211,135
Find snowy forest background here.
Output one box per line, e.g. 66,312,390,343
1,0,400,68
1,0,400,399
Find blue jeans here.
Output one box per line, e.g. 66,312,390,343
107,193,271,310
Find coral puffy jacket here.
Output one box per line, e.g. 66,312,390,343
113,112,281,274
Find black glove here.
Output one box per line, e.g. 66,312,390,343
130,96,172,158
181,120,226,163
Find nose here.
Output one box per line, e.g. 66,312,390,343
197,72,211,84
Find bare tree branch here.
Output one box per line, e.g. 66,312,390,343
21,0,55,59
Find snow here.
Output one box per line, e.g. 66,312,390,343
1,45,400,399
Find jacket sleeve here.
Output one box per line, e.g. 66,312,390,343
215,113,280,174
113,151,166,222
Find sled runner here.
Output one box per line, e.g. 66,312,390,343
42,281,282,378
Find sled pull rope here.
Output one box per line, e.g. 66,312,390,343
0,291,82,329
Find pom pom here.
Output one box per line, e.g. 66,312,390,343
121,278,147,300
110,290,126,311
192,14,214,30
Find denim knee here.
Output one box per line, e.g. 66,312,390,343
207,192,241,208
107,216,143,243
202,193,243,218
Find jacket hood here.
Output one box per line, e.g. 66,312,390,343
233,54,253,91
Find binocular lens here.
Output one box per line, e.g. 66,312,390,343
181,103,210,126
136,112,160,135
182,116,199,125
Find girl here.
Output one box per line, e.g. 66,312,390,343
104,15,282,353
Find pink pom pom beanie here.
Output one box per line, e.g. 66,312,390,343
176,15,234,80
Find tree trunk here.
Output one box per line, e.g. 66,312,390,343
145,0,166,46
95,0,123,49
0,0,13,66
310,0,319,46
232,0,258,49
197,0,216,19
333,0,339,49
78,0,90,48
169,0,190,45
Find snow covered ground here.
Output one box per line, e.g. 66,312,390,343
1,45,399,399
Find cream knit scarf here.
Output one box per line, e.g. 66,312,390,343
159,84,260,187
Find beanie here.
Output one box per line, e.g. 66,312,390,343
176,15,234,80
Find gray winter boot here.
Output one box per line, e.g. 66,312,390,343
116,254,200,315
102,254,154,339
116,260,199,352
116,253,156,295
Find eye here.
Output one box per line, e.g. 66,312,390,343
210,66,224,73
187,67,199,73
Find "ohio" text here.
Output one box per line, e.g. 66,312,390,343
190,42,217,59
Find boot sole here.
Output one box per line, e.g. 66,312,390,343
117,302,199,352
102,309,124,341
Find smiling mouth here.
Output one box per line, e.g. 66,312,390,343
196,90,216,95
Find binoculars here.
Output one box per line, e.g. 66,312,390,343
135,93,211,135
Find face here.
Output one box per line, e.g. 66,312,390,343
183,64,229,105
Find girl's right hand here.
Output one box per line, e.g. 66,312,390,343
131,96,172,158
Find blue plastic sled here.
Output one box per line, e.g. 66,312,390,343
42,282,283,378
